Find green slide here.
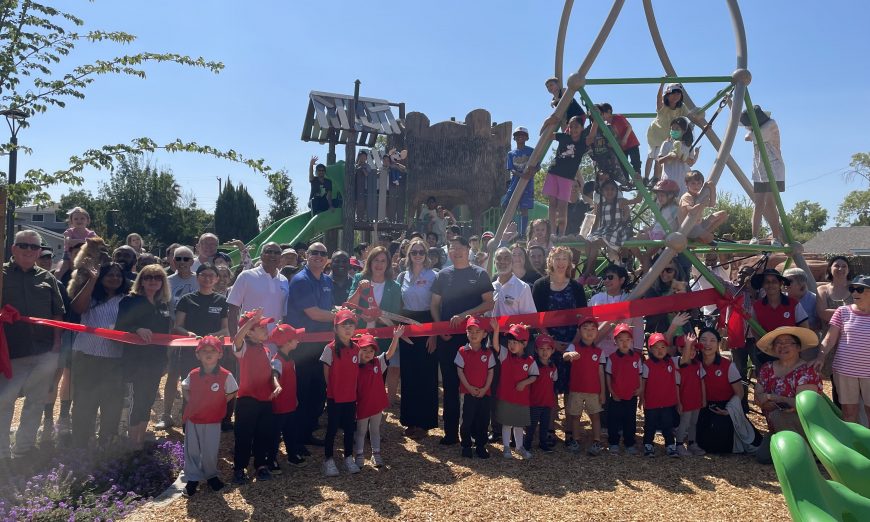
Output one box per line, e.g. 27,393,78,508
226,161,347,265
771,430,870,522
796,390,870,498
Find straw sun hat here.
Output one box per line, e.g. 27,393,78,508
756,326,819,357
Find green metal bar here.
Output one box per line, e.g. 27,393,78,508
621,112,657,119
577,87,672,235
744,89,796,245
783,257,793,271
698,85,734,114
585,76,733,85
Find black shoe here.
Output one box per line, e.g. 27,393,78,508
232,469,247,485
255,466,272,481
288,454,306,465
439,436,459,446
207,477,225,492
475,446,490,459
487,432,499,443
461,447,473,458
305,436,325,447
298,445,311,456
183,480,198,497
221,420,234,432
268,461,283,475
540,443,555,453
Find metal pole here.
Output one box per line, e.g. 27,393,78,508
585,76,733,85
342,80,361,253
5,134,17,257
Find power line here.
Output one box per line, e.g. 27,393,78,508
790,166,849,188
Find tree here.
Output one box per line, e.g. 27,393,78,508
0,1,272,208
261,169,299,229
836,189,870,226
713,191,760,240
788,200,828,242
846,152,870,185
214,179,259,243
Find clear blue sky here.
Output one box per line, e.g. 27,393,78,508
16,0,870,229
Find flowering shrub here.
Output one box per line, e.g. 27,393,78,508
0,441,183,521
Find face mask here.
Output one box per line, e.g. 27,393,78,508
669,130,682,139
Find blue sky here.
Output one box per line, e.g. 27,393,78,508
15,1,870,228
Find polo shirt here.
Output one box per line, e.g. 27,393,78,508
529,361,558,408
605,349,642,400
320,341,360,403
565,343,605,394
454,345,496,395
496,350,539,406
491,274,536,317
227,265,289,327
642,355,680,409
271,351,298,414
702,353,741,402
181,366,238,424
752,294,807,334
2,261,65,358
285,266,334,332
674,356,705,412
357,353,389,419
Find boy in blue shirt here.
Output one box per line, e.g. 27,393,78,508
501,126,538,235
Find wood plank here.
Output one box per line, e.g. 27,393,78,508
311,95,334,108
376,110,393,134
326,103,340,129
301,101,315,142
366,104,391,112
384,110,401,134
311,119,322,142
311,99,330,130
335,98,350,129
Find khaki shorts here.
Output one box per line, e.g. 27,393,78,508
833,373,870,405
567,391,603,417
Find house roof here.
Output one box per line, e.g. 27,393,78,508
803,227,870,255
301,90,403,147
16,203,60,213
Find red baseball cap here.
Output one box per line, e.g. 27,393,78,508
356,333,378,349
334,308,358,325
195,335,224,355
578,315,599,327
534,334,555,349
465,316,484,329
506,323,530,342
269,323,305,345
349,256,363,269
612,323,633,339
238,310,274,329
648,333,669,348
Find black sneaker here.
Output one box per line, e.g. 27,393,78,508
288,454,306,465
207,477,225,492
475,446,490,459
255,466,272,481
232,469,247,485
439,436,459,446
461,447,473,458
297,445,311,457
221,420,234,433
304,436,325,447
183,480,198,497
539,443,555,453
268,461,283,475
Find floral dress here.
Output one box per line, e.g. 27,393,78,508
757,363,823,397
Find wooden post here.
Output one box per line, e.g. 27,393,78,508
341,80,361,253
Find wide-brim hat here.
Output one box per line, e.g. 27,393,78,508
751,268,790,290
756,326,819,357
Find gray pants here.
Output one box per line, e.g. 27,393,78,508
355,412,383,457
0,351,59,458
675,409,700,443
184,420,221,482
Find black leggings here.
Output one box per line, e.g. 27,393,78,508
234,397,273,471
325,399,356,459
525,406,551,449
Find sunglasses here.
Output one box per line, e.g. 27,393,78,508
141,274,162,282
308,250,328,257
174,256,192,262
662,267,675,274
849,286,867,294
409,250,426,256
603,274,617,280
14,243,41,251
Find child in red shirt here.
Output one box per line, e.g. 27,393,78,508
454,316,496,459
525,334,558,454
181,336,238,497
605,323,642,455
354,327,402,469
320,309,362,477
563,316,606,455
492,323,539,460
673,332,707,456
232,310,282,484
267,323,306,475
640,333,681,458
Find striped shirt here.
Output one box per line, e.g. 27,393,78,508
831,305,870,378
72,295,124,358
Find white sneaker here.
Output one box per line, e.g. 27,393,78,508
503,448,513,459
372,453,384,467
345,456,361,474
749,237,759,245
354,454,365,468
518,448,533,460
323,458,339,477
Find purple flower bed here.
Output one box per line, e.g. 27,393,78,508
0,440,183,521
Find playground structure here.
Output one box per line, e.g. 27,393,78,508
495,0,817,341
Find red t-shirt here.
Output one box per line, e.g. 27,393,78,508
529,361,558,408
321,341,361,404
236,341,275,402
642,356,679,409
356,354,389,419
674,356,705,412
183,366,234,424
609,114,640,150
497,351,539,406
606,349,642,400
271,352,297,414
703,354,740,402
567,344,605,394
753,295,799,331
454,345,496,395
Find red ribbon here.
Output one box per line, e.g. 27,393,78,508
0,289,738,357
0,305,20,378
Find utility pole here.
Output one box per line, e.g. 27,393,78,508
216,176,222,195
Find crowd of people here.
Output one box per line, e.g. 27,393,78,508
1,81,867,498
